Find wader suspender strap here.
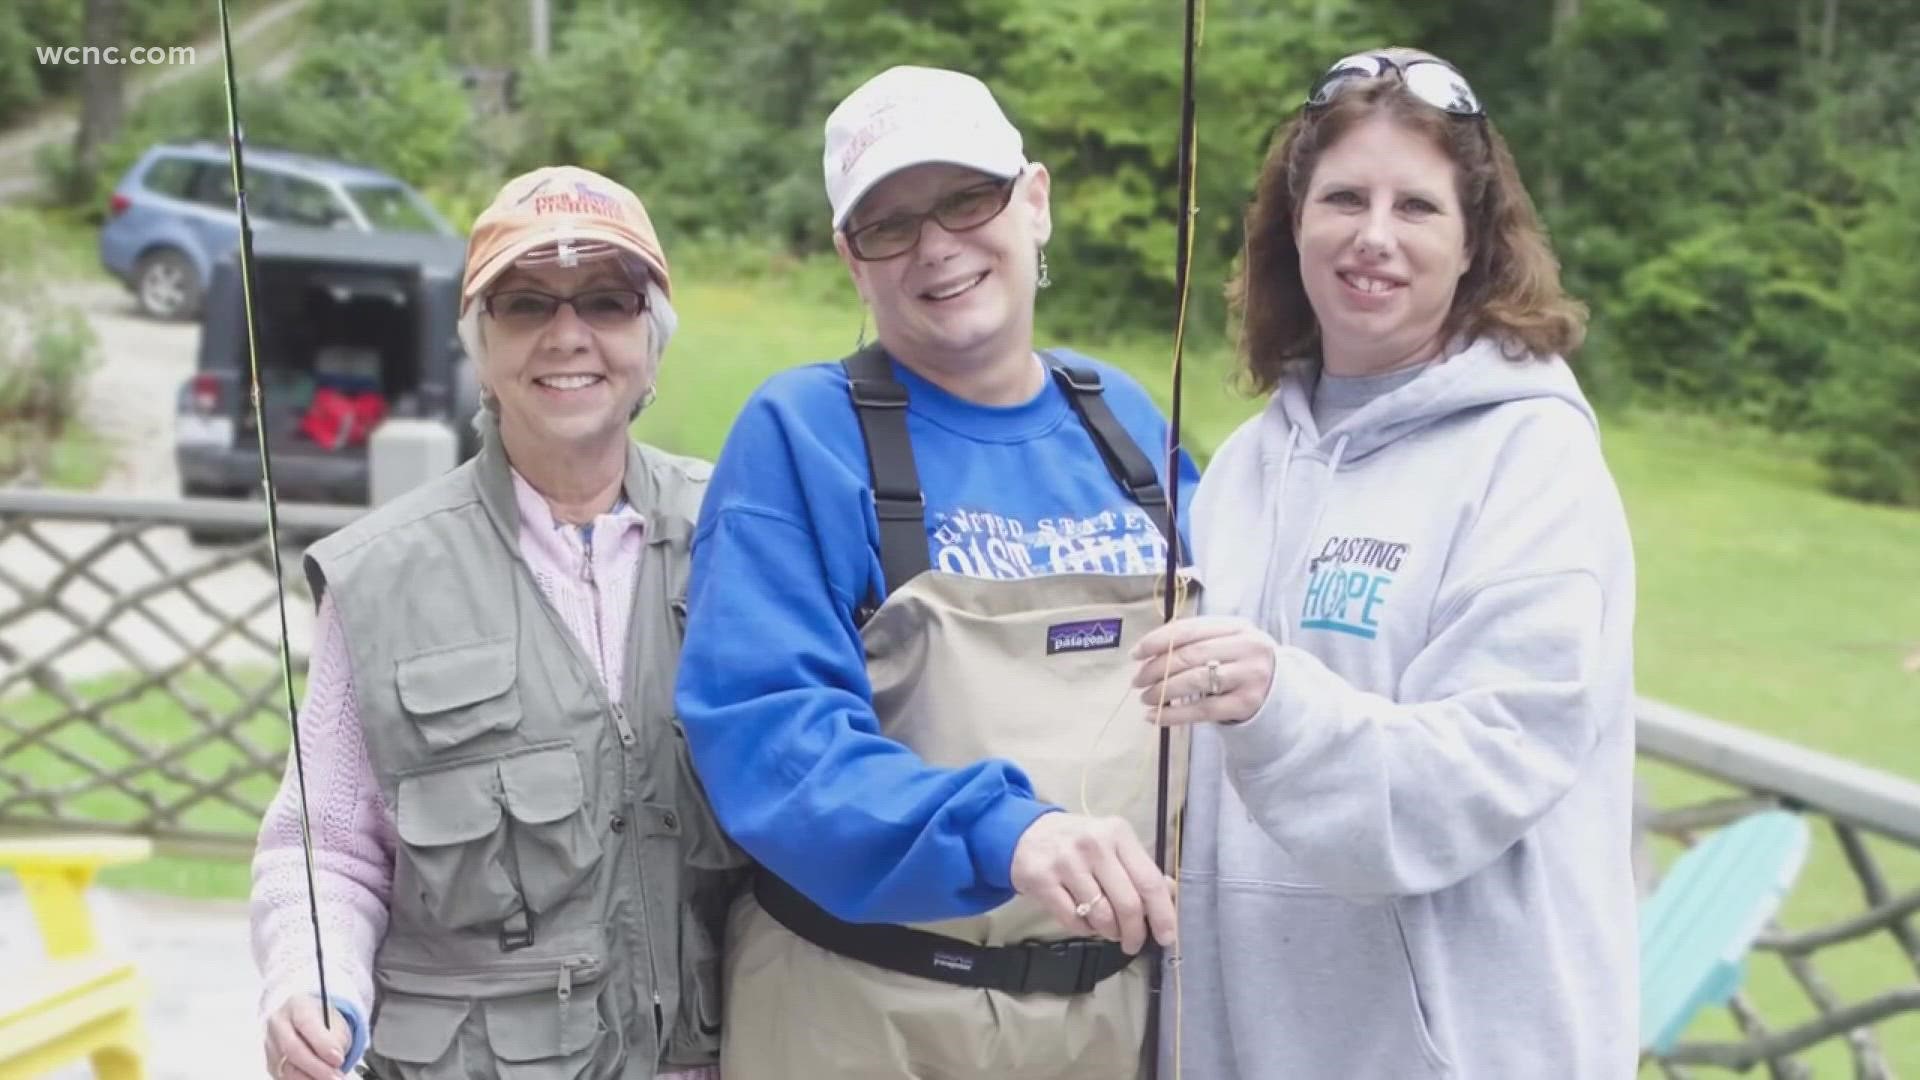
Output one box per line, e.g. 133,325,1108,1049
754,872,1134,996
843,345,931,622
842,349,1173,616
1044,358,1173,547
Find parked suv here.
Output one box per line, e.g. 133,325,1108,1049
176,226,481,526
100,141,457,320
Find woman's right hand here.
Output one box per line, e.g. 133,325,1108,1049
264,995,351,1079
1009,811,1176,954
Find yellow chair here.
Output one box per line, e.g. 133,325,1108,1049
0,835,153,1080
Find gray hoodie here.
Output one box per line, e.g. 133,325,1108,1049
1166,337,1639,1078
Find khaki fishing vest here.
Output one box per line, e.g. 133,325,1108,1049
305,426,744,1080
721,349,1192,1079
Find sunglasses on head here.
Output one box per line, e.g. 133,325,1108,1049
1305,53,1484,118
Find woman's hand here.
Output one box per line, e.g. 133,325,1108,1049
263,995,350,1079
1131,616,1279,727
1009,811,1177,954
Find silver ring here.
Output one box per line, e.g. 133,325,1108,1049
1074,893,1104,919
1206,659,1222,697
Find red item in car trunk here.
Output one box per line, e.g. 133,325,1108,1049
299,388,388,450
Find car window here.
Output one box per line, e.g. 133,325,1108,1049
343,183,450,234
140,156,199,199
258,171,352,228
178,163,349,227
186,161,235,209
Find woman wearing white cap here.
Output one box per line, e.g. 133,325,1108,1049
251,165,740,1080
677,66,1198,1078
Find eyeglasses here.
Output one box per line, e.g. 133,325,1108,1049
1305,53,1484,117
482,287,647,331
843,176,1019,261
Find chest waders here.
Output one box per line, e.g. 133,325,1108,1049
721,347,1190,1079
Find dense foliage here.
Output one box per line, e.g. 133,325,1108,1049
23,0,1920,504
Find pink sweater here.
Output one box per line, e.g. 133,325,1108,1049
250,470,718,1079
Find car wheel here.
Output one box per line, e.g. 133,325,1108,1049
136,248,201,320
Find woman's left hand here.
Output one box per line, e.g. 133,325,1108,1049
1130,616,1279,727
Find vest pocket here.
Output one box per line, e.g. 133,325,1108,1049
396,638,521,751
500,748,604,913
396,762,518,930
370,964,613,1080
369,993,473,1078
665,900,724,1064
483,975,612,1080
395,746,602,932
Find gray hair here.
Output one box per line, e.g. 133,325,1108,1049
459,259,678,428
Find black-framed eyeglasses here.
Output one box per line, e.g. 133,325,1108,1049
1305,53,1484,118
482,287,647,331
843,176,1019,261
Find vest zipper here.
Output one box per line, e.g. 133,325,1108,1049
566,518,662,1053
583,546,637,748
630,804,665,1051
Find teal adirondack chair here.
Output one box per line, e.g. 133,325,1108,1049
1640,809,1812,1055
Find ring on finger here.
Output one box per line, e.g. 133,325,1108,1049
274,1052,289,1078
1205,658,1223,697
1074,893,1105,919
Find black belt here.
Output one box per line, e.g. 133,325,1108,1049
753,871,1138,996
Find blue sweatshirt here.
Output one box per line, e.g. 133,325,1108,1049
1170,336,1639,1078
675,350,1198,924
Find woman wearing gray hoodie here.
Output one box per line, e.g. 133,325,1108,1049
1130,48,1638,1078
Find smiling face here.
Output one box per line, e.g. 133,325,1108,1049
1296,115,1471,375
836,162,1051,377
477,258,655,450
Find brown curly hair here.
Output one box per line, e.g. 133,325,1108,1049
1230,49,1588,393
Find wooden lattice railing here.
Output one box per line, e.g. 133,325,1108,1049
1,490,1916,1070
0,490,360,857
1640,700,1920,1077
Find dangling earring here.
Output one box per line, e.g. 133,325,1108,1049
630,384,658,421
854,308,870,350
1036,248,1052,290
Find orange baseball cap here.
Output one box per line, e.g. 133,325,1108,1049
460,165,671,309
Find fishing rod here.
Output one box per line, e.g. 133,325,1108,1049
213,0,333,1037
1148,0,1203,1075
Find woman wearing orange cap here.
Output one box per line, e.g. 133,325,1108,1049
251,165,739,1080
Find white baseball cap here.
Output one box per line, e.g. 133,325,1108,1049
823,65,1029,230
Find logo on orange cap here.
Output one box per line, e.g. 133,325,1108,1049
462,166,671,308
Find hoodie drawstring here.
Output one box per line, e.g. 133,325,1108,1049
1260,431,1349,647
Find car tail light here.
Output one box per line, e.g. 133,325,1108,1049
190,373,223,414
108,192,131,217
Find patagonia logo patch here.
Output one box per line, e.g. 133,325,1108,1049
931,951,976,974
1047,618,1122,655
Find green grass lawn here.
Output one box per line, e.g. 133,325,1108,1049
3,260,1914,1071
0,669,297,898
